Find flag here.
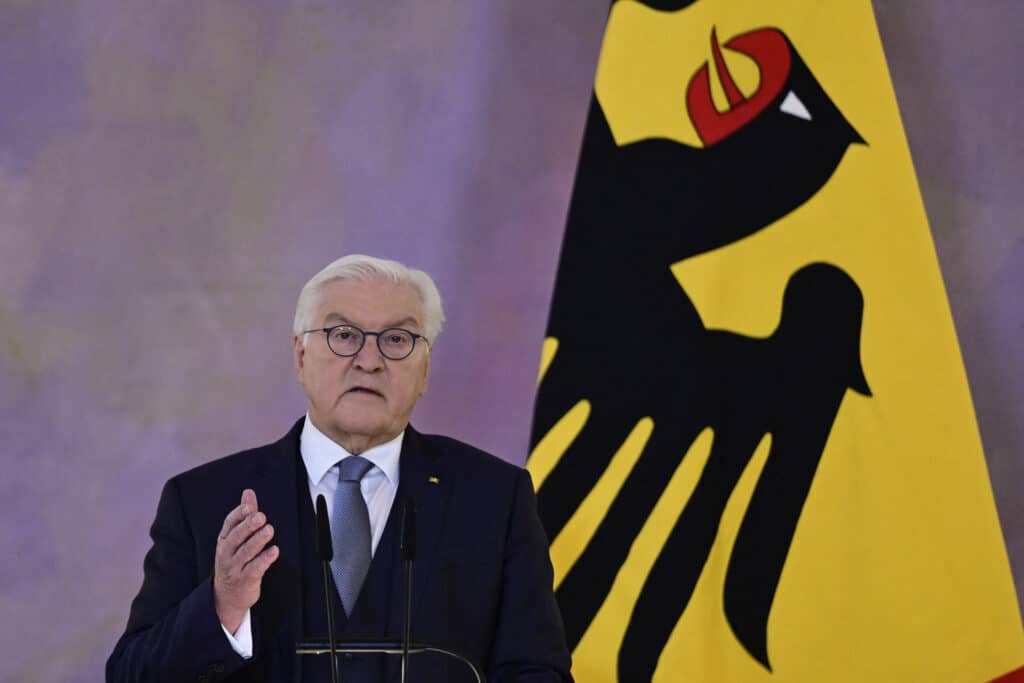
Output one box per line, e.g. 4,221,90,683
527,0,1024,680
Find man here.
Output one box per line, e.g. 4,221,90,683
107,255,573,682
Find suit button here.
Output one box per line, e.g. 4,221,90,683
213,663,225,672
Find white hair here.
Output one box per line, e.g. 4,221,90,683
293,254,445,343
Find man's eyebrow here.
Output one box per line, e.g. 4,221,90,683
320,313,422,331
388,316,421,330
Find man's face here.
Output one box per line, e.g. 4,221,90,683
293,277,430,453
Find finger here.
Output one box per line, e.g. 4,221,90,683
243,545,280,581
222,511,268,554
218,489,259,541
218,502,252,541
241,488,258,511
233,522,275,564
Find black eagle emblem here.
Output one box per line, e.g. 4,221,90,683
530,6,871,679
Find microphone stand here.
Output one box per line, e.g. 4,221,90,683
315,495,341,683
322,562,341,683
400,498,416,683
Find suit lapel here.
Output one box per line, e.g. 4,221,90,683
385,426,453,682
249,418,305,683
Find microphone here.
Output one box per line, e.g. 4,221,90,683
400,498,416,683
316,494,334,562
315,494,341,683
401,496,417,562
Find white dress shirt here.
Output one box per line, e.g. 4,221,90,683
222,415,403,658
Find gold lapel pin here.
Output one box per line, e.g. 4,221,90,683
428,476,440,484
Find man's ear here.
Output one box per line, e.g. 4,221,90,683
292,335,305,380
419,349,430,396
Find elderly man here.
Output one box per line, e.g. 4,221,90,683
107,255,572,683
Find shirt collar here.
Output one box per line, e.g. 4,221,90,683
300,414,403,487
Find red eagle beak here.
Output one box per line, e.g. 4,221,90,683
686,27,792,146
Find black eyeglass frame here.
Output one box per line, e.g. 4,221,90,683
301,324,430,361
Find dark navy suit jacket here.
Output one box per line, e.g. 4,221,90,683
107,419,573,682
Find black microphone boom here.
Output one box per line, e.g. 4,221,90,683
400,497,416,683
315,494,340,683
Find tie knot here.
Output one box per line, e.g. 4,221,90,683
338,455,374,482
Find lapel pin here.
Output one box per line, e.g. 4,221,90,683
428,476,440,484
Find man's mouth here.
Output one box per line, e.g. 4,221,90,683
346,386,384,398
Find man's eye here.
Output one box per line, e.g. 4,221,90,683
330,329,357,344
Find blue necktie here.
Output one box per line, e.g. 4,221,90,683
331,456,374,616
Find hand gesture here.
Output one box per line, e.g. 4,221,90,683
213,489,279,632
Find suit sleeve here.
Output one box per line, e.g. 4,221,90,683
106,478,250,683
487,468,574,683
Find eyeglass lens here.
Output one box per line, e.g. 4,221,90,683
327,325,415,359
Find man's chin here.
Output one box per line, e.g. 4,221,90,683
325,415,394,445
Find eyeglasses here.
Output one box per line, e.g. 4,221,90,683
302,324,429,361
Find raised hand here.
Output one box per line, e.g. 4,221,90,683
213,489,279,632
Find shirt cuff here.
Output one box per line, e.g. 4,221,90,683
221,609,253,659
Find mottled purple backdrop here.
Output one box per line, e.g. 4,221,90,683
0,2,1020,681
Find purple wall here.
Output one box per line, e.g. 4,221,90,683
0,2,1020,680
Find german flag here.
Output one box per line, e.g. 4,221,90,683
528,1,1024,680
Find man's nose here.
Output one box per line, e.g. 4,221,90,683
353,334,385,370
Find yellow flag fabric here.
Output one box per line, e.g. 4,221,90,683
527,1,1024,681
